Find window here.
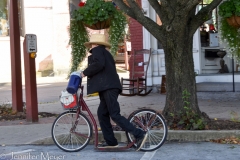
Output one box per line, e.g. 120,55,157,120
199,0,218,47
199,1,218,32
0,0,9,36
0,0,24,37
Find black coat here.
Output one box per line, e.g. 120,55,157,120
82,45,122,95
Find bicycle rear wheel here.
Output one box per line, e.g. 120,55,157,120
126,109,168,152
51,110,92,152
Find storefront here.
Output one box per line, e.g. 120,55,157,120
1,0,239,85
140,0,240,87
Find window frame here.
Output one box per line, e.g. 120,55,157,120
0,0,24,37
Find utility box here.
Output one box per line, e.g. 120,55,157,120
26,34,37,53
209,33,218,47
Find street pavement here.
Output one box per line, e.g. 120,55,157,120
0,142,240,160
0,72,240,147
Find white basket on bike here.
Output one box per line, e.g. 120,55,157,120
60,90,80,110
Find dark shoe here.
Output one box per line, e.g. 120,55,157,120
98,142,118,148
136,132,148,151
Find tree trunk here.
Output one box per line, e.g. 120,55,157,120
162,29,202,120
113,0,223,124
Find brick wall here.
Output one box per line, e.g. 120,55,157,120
128,17,144,78
129,18,143,51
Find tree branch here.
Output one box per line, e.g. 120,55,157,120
148,0,166,24
176,0,200,6
148,0,176,33
125,0,145,17
193,0,203,6
183,0,202,12
112,0,136,19
158,0,175,20
114,1,166,45
189,0,223,35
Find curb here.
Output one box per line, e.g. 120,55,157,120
167,130,240,141
0,82,11,86
29,130,240,145
0,76,69,85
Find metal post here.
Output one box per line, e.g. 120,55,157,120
23,35,38,122
232,58,235,92
10,0,23,112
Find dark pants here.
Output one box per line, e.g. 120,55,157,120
97,88,144,145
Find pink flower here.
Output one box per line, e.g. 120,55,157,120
78,2,85,7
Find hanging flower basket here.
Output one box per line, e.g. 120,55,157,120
226,15,240,28
218,0,240,64
83,18,111,30
68,0,128,77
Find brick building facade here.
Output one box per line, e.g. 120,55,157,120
128,18,144,79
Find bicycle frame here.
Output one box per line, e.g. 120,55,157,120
76,86,136,151
53,83,168,152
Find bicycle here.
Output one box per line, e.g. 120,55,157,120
51,84,168,152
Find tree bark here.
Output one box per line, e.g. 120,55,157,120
162,30,201,119
114,0,223,121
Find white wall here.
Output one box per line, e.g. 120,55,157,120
51,0,72,76
24,0,54,72
0,0,72,83
0,37,13,82
24,0,71,76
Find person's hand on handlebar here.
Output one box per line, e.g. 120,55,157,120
81,72,85,78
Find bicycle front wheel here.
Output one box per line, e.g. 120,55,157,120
126,109,168,152
51,111,92,152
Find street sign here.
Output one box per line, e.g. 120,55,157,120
26,34,37,53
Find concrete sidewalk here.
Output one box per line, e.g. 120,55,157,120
1,70,240,146
0,91,240,146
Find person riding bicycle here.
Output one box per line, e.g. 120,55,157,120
81,34,148,151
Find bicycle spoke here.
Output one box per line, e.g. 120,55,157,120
126,109,168,151
52,111,92,152
148,132,162,145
